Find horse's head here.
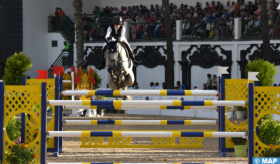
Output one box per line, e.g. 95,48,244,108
105,37,119,54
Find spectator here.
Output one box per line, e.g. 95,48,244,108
175,81,184,90
225,1,232,12
150,82,155,89
205,2,211,10
155,5,160,13
194,86,198,89
134,85,139,89
93,6,101,15
278,83,280,86
155,82,161,89
62,41,70,51
55,7,59,16
203,83,207,90
103,6,110,13
211,1,216,12
84,20,90,40
206,74,212,89
253,0,259,10
254,5,261,17
106,83,110,89
162,82,166,89
112,7,119,13
82,13,90,23
273,83,277,86
212,74,217,90
194,2,201,12
58,8,67,19
240,0,247,9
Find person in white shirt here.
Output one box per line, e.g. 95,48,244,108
150,82,155,89
155,82,161,89
96,16,141,70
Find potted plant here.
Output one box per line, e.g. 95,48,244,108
234,106,247,119
231,137,248,157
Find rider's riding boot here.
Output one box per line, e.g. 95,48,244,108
96,47,106,70
127,45,141,67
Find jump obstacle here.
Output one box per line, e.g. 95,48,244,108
64,120,218,125
0,70,275,164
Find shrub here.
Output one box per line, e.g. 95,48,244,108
258,119,280,145
262,145,280,157
5,144,36,164
258,114,274,126
231,137,247,145
6,116,21,142
2,52,33,85
244,59,278,86
82,68,102,89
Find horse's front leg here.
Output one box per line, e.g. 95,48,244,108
107,65,117,81
117,61,125,82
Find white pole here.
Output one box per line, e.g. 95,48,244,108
47,131,247,138
49,100,247,106
64,105,218,110
61,90,219,96
64,120,218,125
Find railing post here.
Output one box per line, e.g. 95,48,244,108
176,20,182,40
124,22,129,40
234,18,241,39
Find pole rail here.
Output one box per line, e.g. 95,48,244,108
49,100,247,106
63,120,219,126
61,90,219,96
47,131,247,138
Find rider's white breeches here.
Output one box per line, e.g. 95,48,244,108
103,38,129,48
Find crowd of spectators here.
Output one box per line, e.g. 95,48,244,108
81,0,280,40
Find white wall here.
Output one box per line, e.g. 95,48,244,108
47,33,65,68
81,40,280,90
137,65,165,89
23,0,51,77
23,0,101,78
191,66,219,90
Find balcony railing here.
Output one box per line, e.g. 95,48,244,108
241,18,280,39
127,22,174,41
47,50,73,78
181,19,234,40
77,17,280,42
48,16,75,42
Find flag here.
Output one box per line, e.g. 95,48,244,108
71,66,76,72
36,70,48,86
88,67,96,86
75,66,82,84
60,66,64,77
36,70,47,79
51,66,60,75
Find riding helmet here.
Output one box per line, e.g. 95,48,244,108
113,16,122,25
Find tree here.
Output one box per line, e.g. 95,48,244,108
244,59,277,86
2,52,33,85
162,0,174,89
261,0,271,61
73,0,85,68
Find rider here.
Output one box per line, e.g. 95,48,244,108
96,15,141,70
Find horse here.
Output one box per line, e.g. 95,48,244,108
104,38,135,100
